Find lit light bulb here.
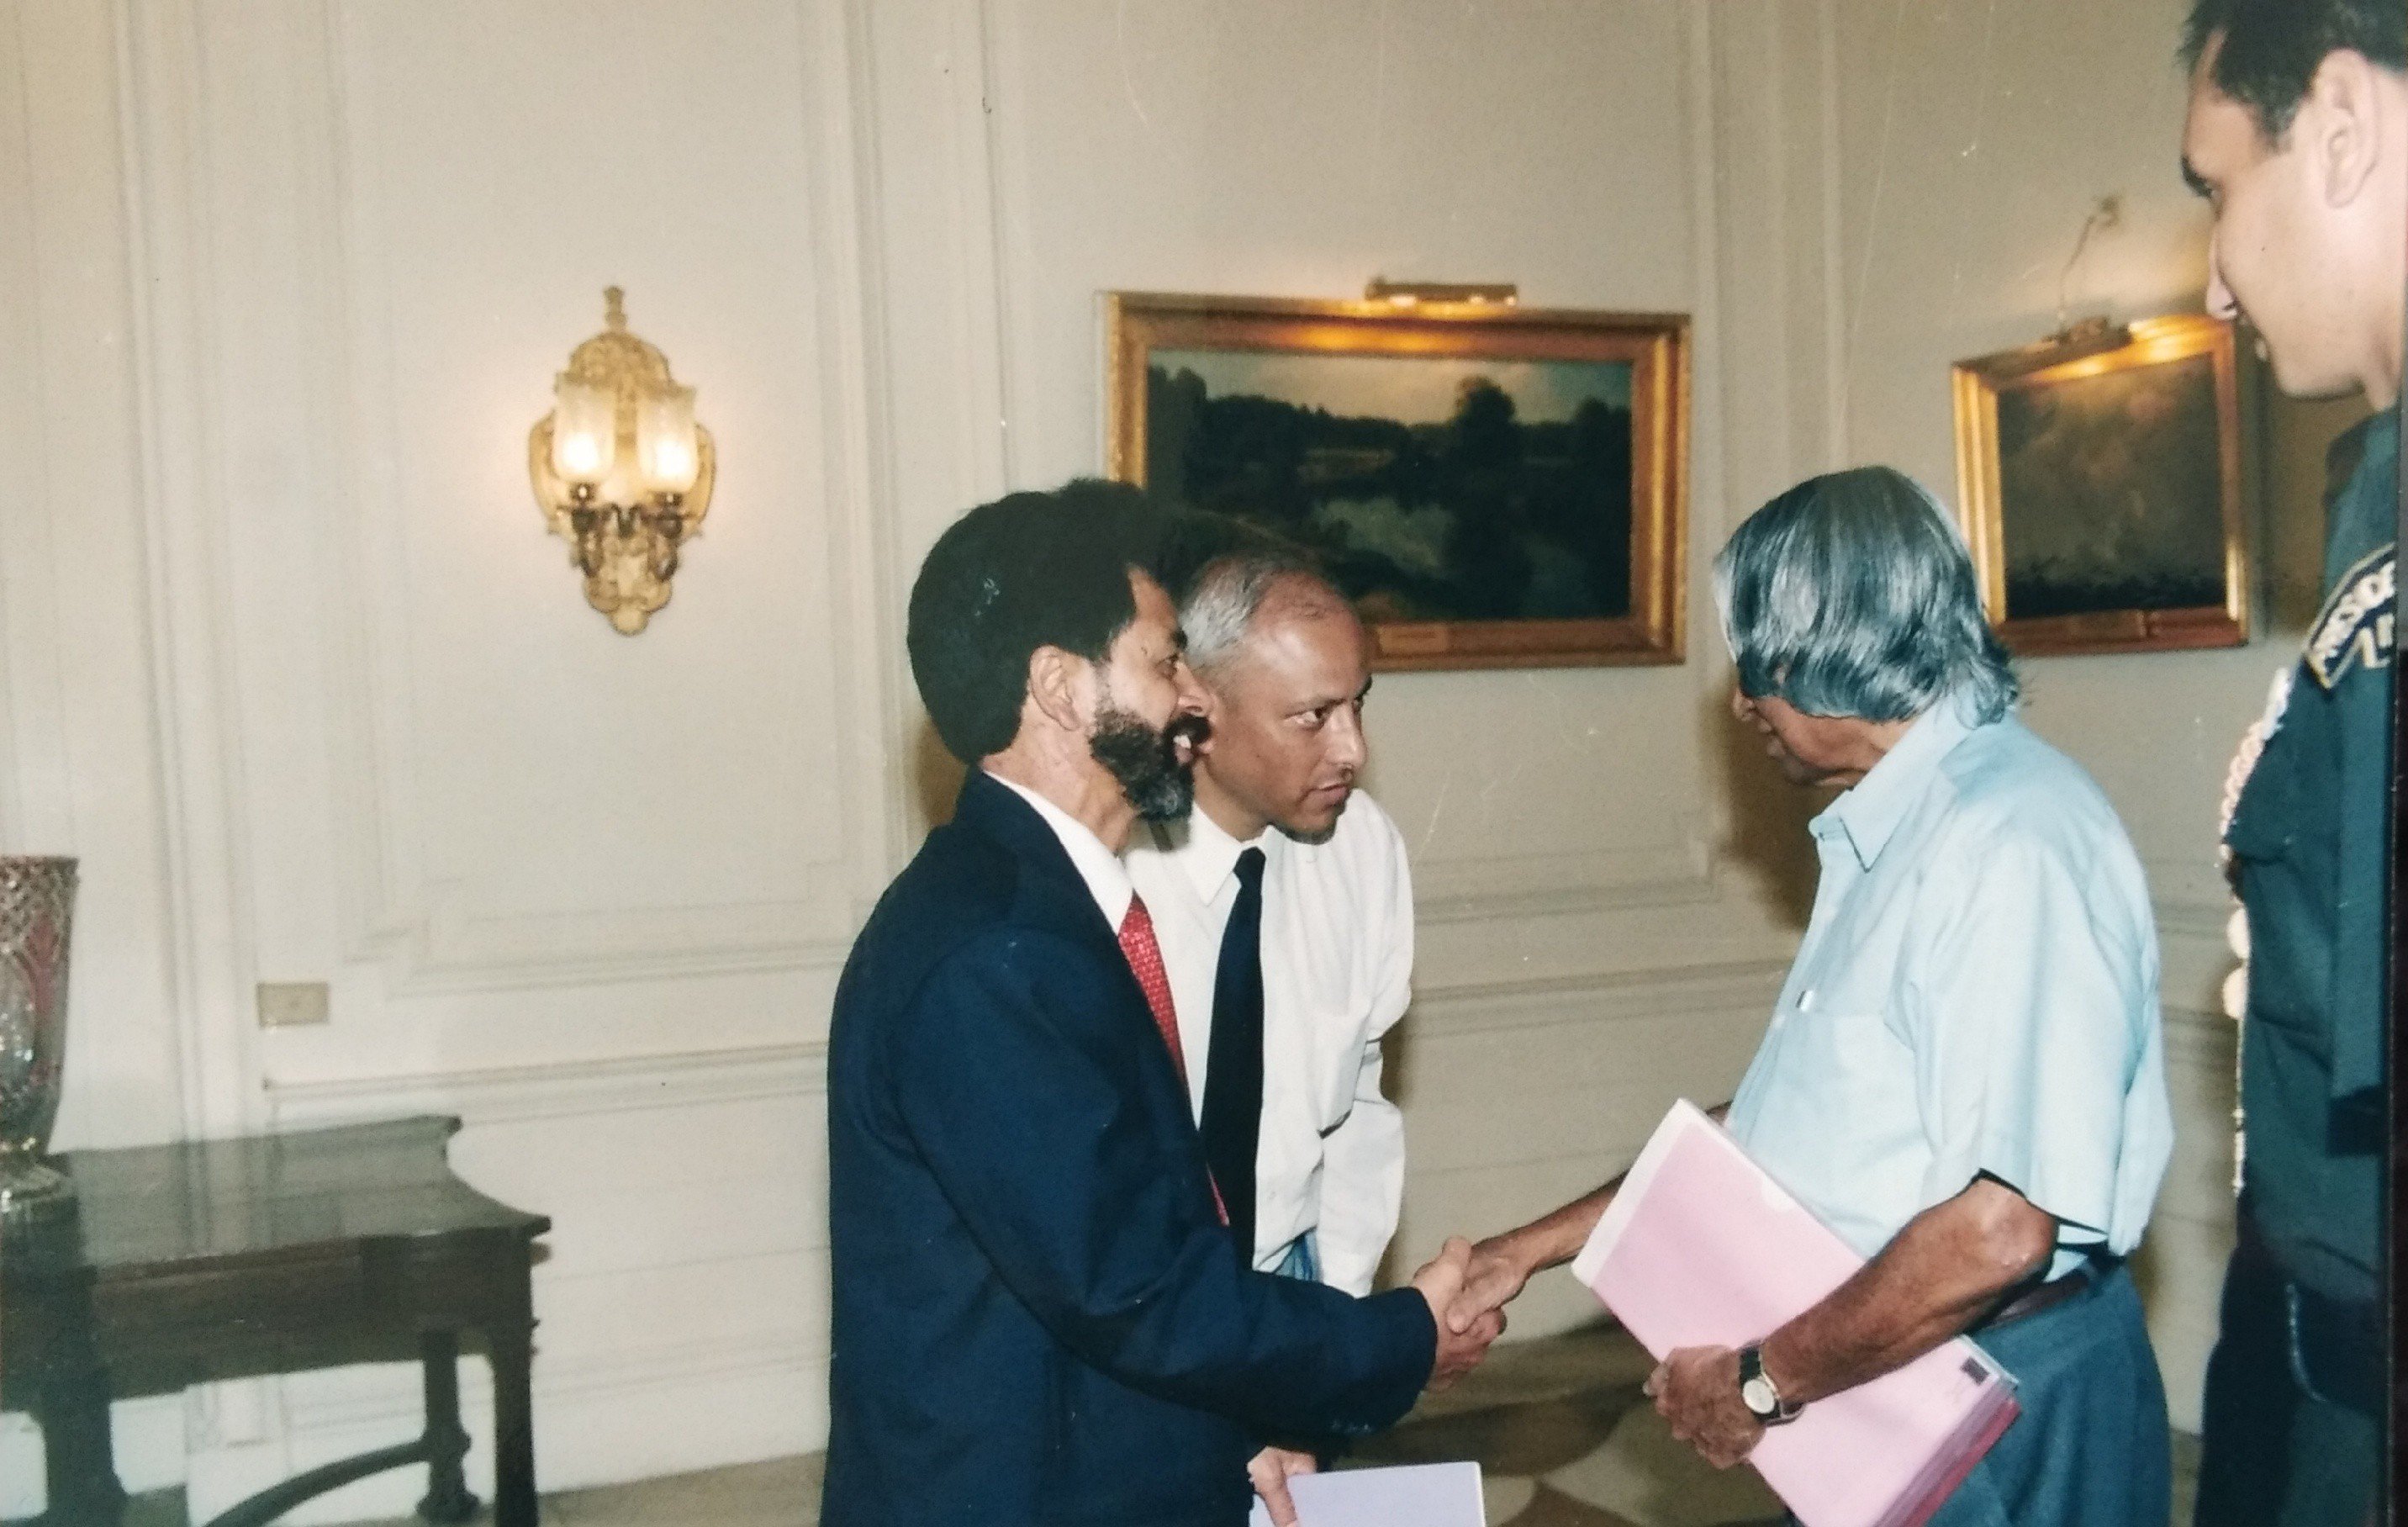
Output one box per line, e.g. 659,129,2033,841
636,383,700,496
550,376,617,488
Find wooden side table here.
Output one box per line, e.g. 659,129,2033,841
1,1117,550,1527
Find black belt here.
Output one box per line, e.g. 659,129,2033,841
1972,1250,2117,1334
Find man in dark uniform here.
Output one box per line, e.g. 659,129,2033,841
2178,2,2405,1522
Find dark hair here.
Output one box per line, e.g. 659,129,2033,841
2182,0,2406,140
906,478,1172,764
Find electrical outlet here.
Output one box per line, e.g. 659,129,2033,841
256,981,330,1028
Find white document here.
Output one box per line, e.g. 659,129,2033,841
1245,1461,1486,1527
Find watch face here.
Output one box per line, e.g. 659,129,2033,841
1740,1376,1778,1417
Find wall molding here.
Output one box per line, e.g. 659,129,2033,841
812,0,919,896
113,0,267,1141
1413,956,1791,1037
0,13,63,853
2146,848,2236,920
281,0,891,997
354,900,862,998
1814,0,1849,470
2157,899,2236,944
842,0,1023,852
264,1038,829,1128
2162,1003,2237,1070
849,0,1015,526
1416,843,1717,925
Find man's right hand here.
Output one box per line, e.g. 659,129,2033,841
1435,1160,1642,1334
1446,1234,1533,1335
1412,1237,1504,1390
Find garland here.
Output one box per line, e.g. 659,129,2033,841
2215,664,2294,1193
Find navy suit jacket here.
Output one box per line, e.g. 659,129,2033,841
823,771,1435,1527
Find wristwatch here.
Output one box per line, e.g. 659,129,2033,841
1737,1345,1803,1425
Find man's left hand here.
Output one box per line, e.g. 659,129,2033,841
1247,1445,1318,1525
1645,1345,1762,1469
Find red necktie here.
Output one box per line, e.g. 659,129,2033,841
1117,894,1227,1225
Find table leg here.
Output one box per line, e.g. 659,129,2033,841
36,1284,127,1527
415,1330,478,1523
489,1322,538,1527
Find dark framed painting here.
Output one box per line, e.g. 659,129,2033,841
1951,314,2249,656
1106,293,1688,671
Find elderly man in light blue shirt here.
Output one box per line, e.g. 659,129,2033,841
1451,467,2174,1527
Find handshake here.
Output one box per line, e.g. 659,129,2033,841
1409,1233,1535,1390
1249,1233,1538,1525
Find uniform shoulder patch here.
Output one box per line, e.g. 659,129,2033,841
2304,543,2395,690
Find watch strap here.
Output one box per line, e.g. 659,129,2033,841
1738,1344,1803,1424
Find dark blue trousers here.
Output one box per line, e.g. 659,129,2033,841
2194,1218,2379,1527
1923,1266,2171,1527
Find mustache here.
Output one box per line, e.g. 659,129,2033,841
1089,704,1209,822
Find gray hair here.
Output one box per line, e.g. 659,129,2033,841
1181,547,1348,676
1712,467,2018,724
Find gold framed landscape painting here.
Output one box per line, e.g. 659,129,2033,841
1951,314,2248,656
1106,293,1688,671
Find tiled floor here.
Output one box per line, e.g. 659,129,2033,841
138,1324,2206,1526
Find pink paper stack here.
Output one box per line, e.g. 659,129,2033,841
1571,1100,2020,1527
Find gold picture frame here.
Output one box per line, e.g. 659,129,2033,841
1951,314,2248,656
1106,292,1688,671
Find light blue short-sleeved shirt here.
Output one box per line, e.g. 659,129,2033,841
1724,691,2173,1281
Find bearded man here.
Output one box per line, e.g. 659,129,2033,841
821,481,1499,1527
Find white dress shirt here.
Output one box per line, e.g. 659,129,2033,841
1123,793,1414,1296
985,770,1134,929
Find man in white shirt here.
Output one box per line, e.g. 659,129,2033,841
1125,537,1414,1303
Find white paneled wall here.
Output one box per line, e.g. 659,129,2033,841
0,0,2271,1517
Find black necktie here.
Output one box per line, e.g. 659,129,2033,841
1201,847,1267,1264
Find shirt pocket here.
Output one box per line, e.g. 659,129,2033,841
1772,968,1877,1049
1788,926,1904,1037
1310,998,1365,1128
1798,940,1920,1060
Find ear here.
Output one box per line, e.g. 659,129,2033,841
2308,50,2386,208
1188,678,1226,753
1023,644,1094,737
1187,664,1226,722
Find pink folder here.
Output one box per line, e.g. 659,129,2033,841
1570,1100,2020,1527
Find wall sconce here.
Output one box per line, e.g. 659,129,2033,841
527,287,716,634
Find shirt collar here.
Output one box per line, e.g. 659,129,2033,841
1175,806,1275,904
984,769,1135,928
1813,690,1986,870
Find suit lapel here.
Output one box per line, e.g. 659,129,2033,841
953,771,1122,952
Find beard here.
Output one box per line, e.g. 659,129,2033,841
1090,700,1209,822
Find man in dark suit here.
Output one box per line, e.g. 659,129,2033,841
823,480,1498,1527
